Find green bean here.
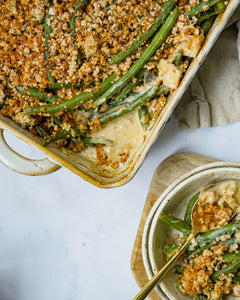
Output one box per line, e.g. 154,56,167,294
24,74,116,115
173,49,183,66
109,0,176,65
41,130,70,146
211,259,240,281
51,116,84,145
184,56,193,63
42,130,112,146
175,282,184,294
159,212,191,237
187,237,238,259
233,275,240,283
35,18,45,25
35,126,47,138
69,0,88,65
195,223,240,247
69,17,75,31
163,243,179,260
46,80,84,90
77,50,83,65
186,0,221,18
94,7,178,106
70,125,87,137
200,16,216,35
43,115,81,146
69,0,88,31
5,84,12,90
16,86,63,103
223,253,240,263
44,4,56,83
113,69,145,102
216,1,226,12
138,105,151,130
163,242,178,254
184,192,200,225
44,4,53,60
41,129,97,146
106,97,136,111
97,85,169,126
52,116,62,127
47,72,55,84
114,83,139,102
187,243,215,259
96,92,141,114
197,1,225,24
174,265,183,275
197,2,224,34
81,136,113,145
197,11,219,24
55,118,96,144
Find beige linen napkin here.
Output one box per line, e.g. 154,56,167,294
175,7,240,129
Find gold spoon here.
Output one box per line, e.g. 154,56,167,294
133,179,239,300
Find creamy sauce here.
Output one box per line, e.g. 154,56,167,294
92,110,145,164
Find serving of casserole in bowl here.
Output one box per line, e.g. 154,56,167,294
0,0,239,187
142,161,240,300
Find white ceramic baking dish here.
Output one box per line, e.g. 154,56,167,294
0,0,239,188
142,161,240,299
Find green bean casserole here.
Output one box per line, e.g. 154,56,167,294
0,0,227,168
160,180,240,300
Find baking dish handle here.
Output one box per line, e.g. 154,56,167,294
0,129,60,175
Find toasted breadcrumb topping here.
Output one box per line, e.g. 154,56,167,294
0,0,211,166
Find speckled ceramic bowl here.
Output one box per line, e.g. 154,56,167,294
142,161,240,300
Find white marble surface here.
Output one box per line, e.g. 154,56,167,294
0,115,240,300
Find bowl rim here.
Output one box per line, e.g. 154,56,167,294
142,160,240,299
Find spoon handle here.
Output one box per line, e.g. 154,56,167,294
133,237,192,300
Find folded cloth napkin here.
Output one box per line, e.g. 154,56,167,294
175,6,240,129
